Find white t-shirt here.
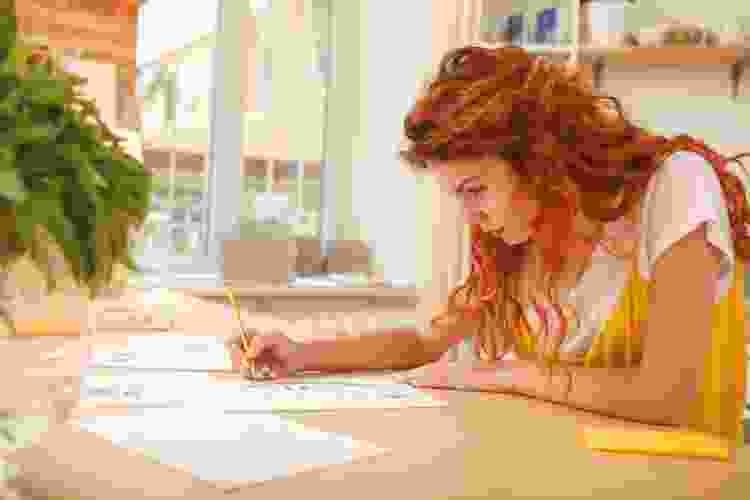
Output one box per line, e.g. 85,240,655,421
473,151,736,359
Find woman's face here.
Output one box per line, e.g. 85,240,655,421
431,157,539,245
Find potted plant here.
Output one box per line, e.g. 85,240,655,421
0,5,152,335
1,2,151,494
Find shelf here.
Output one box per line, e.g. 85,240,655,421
579,46,749,66
470,44,750,65
578,46,750,98
469,42,750,98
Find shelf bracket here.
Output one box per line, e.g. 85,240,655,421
730,54,749,100
592,57,606,91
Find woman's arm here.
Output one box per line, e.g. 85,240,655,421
516,224,721,426
406,225,721,427
299,306,469,373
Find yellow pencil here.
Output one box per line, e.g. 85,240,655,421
225,287,254,374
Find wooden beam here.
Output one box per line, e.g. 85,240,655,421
15,0,139,98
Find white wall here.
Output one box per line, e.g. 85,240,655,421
325,0,470,301
349,0,436,285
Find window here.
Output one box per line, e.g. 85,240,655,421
132,0,218,284
240,0,329,242
130,0,332,287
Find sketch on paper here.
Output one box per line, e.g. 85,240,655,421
89,336,233,372
219,381,445,412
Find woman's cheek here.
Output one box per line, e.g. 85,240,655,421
462,196,481,211
480,193,505,226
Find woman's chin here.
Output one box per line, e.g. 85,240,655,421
501,232,531,246
478,223,531,245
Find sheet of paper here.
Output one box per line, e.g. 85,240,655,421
77,369,213,410
89,335,233,371
206,380,446,412
72,408,387,488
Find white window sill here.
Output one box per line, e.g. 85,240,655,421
129,272,417,299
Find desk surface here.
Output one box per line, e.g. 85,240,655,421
2,298,749,500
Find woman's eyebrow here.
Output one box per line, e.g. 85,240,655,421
454,176,481,193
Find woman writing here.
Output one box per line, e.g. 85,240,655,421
230,46,749,446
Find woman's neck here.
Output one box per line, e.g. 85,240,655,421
520,213,602,304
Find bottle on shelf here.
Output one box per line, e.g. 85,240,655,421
507,12,527,46
484,15,510,44
535,7,561,46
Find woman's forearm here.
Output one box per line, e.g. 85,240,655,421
298,328,439,373
518,363,692,427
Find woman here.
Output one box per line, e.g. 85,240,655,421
232,45,749,445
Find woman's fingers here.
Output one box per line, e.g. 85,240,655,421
228,330,299,380
269,359,294,379
230,348,245,370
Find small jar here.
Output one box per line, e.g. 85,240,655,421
581,0,632,47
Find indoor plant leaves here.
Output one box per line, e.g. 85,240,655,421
0,3,152,299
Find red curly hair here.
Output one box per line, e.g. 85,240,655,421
401,45,750,362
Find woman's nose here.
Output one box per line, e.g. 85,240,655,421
464,208,483,224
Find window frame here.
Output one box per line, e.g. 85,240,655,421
134,0,335,286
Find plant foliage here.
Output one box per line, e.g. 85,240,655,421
0,6,152,298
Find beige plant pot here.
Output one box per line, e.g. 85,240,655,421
325,240,372,275
0,257,93,338
222,239,298,285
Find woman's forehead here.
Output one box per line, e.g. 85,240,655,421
430,158,486,177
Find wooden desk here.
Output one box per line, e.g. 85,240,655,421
2,294,748,500
6,369,749,500
234,394,749,500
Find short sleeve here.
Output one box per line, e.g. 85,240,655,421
637,151,734,301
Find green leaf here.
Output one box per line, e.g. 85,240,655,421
0,12,16,55
75,159,102,201
24,76,66,106
17,123,58,144
0,72,17,100
17,195,83,280
0,168,26,203
0,86,18,115
0,145,13,167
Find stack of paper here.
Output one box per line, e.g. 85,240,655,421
89,335,233,372
72,408,388,488
207,380,446,412
77,366,445,414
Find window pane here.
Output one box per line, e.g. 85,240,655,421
134,0,216,269
240,0,329,242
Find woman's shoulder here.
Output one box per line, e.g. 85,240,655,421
653,149,718,184
600,149,730,266
639,149,727,228
632,148,735,288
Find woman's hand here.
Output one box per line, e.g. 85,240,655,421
399,358,536,393
225,330,307,380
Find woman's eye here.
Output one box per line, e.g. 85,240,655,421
464,186,486,196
